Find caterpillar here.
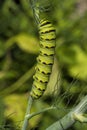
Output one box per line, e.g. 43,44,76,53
30,19,56,99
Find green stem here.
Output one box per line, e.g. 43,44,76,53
26,106,56,120
46,95,87,130
22,96,33,130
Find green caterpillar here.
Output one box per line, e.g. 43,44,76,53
30,19,56,99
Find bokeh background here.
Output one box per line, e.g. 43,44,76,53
0,0,87,130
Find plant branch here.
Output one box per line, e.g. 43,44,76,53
22,96,33,130
46,95,87,130
25,106,56,120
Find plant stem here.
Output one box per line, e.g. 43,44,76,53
22,96,33,130
26,106,56,120
46,95,87,130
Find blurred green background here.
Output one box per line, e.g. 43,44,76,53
0,0,87,130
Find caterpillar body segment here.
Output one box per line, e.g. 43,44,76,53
37,55,54,65
33,80,46,91
40,47,55,56
31,86,45,99
40,30,56,40
35,63,52,74
31,19,56,99
40,40,55,48
33,71,49,83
